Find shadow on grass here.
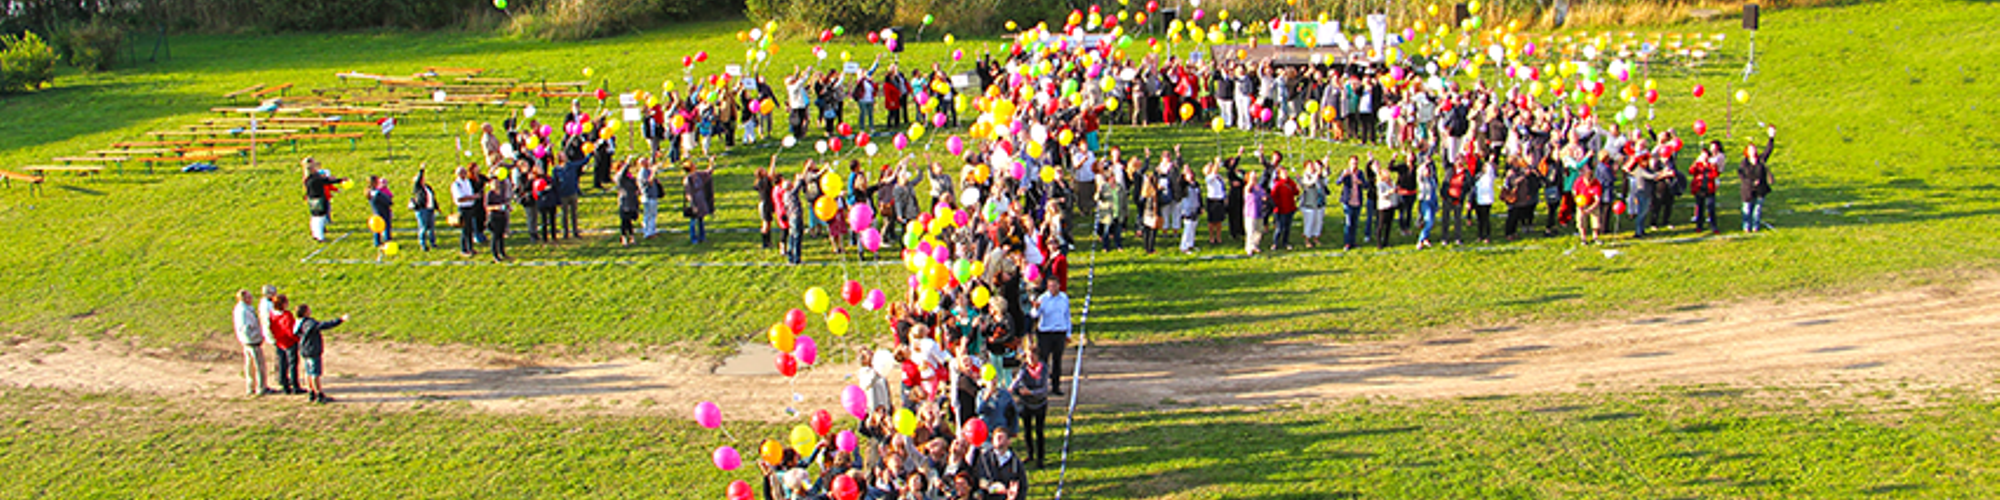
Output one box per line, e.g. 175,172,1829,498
1053,408,1411,498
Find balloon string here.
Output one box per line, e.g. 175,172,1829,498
1050,221,1100,499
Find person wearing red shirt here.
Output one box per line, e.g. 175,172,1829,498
267,294,303,395
1270,167,1301,250
1688,140,1724,234
1572,170,1605,244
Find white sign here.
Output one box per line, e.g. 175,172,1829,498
619,93,639,107
623,108,643,122
726,64,744,77
379,118,396,136
843,62,863,75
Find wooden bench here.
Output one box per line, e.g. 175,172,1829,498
22,165,105,178
424,66,486,76
114,140,195,148
250,83,294,99
134,155,222,172
94,148,168,156
283,132,365,152
196,137,284,146
224,84,266,99
336,71,388,83
456,77,518,85
0,169,43,193
174,146,251,155
54,156,126,172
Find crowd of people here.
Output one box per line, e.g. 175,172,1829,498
276,17,1784,498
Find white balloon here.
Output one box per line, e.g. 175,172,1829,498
815,140,829,154
523,105,538,118
782,135,798,148
872,349,898,380
749,28,763,41
865,143,879,156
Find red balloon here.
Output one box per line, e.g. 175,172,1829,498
961,418,989,446
820,30,834,42
728,480,754,500
811,409,834,437
1644,89,1659,104
785,308,808,334
1612,200,1627,215
1692,84,1706,98
868,32,880,44
1089,4,1101,13
1146,0,1159,13
855,134,870,148
838,123,853,136
1590,81,1605,97
682,55,693,67
830,475,860,500
777,351,799,377
1692,120,1708,136
841,280,865,305
594,89,609,100
695,51,709,63
829,136,843,152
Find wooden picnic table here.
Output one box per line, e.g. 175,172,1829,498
114,140,196,148
93,148,167,156
53,156,127,173
424,67,486,76
250,83,294,99
456,77,519,85
195,137,285,146
23,165,105,174
149,129,299,137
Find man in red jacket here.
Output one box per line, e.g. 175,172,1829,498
1270,166,1301,250
267,295,302,395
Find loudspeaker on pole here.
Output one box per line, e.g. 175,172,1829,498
1743,4,1760,30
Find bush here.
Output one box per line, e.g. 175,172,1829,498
63,19,126,71
791,0,896,34
512,0,743,40
0,31,58,93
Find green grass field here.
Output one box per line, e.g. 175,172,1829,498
1,0,1997,351
2,0,1999,496
4,386,1994,498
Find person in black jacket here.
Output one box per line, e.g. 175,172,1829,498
973,427,1027,499
1738,126,1777,232
293,304,347,404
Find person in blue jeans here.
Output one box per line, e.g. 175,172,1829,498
1335,156,1367,250
409,169,439,251
683,159,715,244
1738,127,1777,232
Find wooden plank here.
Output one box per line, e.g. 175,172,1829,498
113,140,195,148
456,77,518,84
336,71,388,81
134,155,221,163
285,133,365,140
195,138,284,145
424,67,486,76
54,156,127,162
93,149,167,155
173,146,251,154
22,165,105,173
224,84,266,98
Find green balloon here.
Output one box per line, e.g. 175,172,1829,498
493,0,506,8
923,15,935,26
833,26,845,36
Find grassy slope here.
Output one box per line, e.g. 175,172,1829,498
0,0,1997,353
2,387,1995,498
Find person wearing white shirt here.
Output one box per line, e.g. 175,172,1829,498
451,165,481,257
1204,161,1227,245
1070,145,1097,220
1028,279,1072,396
231,289,270,397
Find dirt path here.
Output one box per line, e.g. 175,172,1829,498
5,277,1999,420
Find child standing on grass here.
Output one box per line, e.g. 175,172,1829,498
293,304,348,404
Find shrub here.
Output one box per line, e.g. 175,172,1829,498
791,0,896,34
64,18,126,71
0,31,59,93
512,0,743,40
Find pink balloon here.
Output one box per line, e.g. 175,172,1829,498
713,445,742,471
915,92,930,107
694,401,722,429
841,385,868,419
860,227,883,252
849,203,875,230
929,244,949,265
947,136,965,156
893,133,910,150
933,113,947,128
835,429,859,453
1012,163,1028,180
1024,263,1042,284
953,210,970,228
952,49,964,61
795,335,819,366
1258,107,1274,123
906,274,922,293
916,240,933,256
863,289,887,311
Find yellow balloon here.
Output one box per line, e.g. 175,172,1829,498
1039,166,1057,184
368,215,386,234
804,286,831,314
826,310,850,335
894,407,918,436
770,324,797,352
379,241,399,256
972,286,991,308
1105,98,1120,112
908,124,926,140
1210,117,1225,132
790,424,819,453
1735,89,1750,104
